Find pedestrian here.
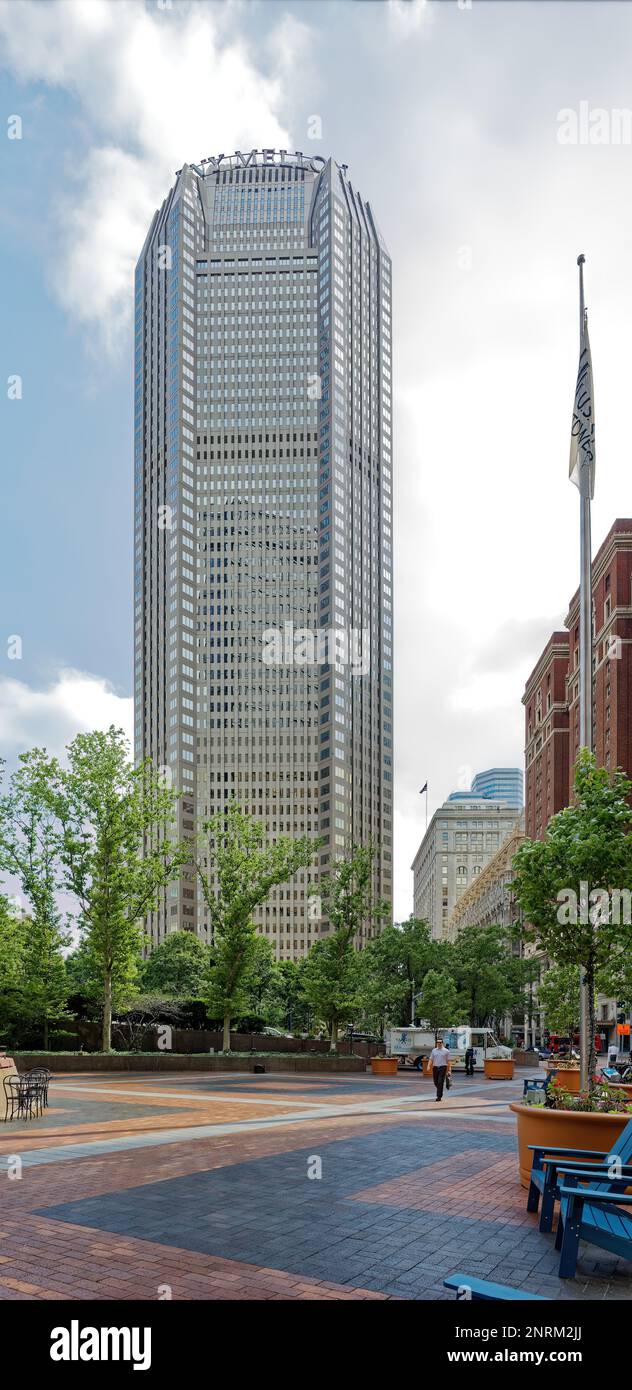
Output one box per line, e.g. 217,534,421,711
429,1036,451,1102
464,1044,475,1076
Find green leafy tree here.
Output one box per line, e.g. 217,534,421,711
418,969,459,1040
512,751,632,1084
196,802,318,1050
140,929,210,997
597,948,632,1017
302,930,363,1049
536,967,580,1045
358,918,439,1034
313,843,388,941
273,958,312,1034
111,994,184,1052
450,923,527,1029
55,728,186,1052
0,894,27,1036
537,964,582,1038
0,750,70,1046
303,845,388,1050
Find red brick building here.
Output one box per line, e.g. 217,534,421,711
524,519,632,841
524,632,571,841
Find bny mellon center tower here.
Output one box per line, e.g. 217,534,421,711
134,150,393,957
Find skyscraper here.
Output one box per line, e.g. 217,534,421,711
470,768,523,809
134,150,393,958
447,767,523,809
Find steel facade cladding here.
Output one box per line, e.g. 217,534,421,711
134,153,392,957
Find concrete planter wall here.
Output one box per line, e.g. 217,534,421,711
510,1101,631,1188
43,1022,383,1058
13,1052,367,1075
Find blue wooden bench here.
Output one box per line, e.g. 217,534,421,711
443,1274,545,1301
526,1116,632,1233
522,1075,551,1103
555,1172,632,1278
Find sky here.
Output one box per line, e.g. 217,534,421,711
1,0,632,922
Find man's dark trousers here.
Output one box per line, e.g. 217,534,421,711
433,1065,447,1099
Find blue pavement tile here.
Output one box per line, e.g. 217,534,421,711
33,1118,632,1300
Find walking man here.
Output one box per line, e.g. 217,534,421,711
464,1044,475,1077
429,1036,451,1102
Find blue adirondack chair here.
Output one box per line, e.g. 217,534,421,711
555,1171,632,1278
526,1116,632,1232
443,1274,545,1301
522,1076,550,1102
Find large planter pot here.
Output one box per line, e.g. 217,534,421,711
547,1065,581,1093
371,1056,399,1076
611,1082,632,1101
510,1101,632,1188
423,1056,432,1076
484,1057,514,1080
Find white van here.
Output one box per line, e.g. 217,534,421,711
436,1026,511,1071
385,1024,511,1071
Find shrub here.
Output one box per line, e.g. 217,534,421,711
546,1081,632,1114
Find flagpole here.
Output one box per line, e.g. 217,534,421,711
419,784,428,832
577,252,593,1092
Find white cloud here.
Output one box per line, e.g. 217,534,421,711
387,0,434,40
0,0,302,351
0,669,133,762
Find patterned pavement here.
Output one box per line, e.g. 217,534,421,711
1,1069,631,1301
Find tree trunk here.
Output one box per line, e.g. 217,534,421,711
43,1017,49,1050
223,1014,231,1052
585,962,596,1091
102,973,112,1053
329,1018,338,1053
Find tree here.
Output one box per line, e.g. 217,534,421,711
0,750,69,1047
302,930,363,1049
55,728,186,1052
313,843,388,941
274,958,312,1034
0,894,27,1036
418,969,459,1040
450,923,527,1029
111,994,184,1053
598,949,632,1017
537,964,582,1038
358,918,439,1034
512,751,632,1084
241,937,290,1027
196,802,318,1050
305,844,388,1051
140,929,210,997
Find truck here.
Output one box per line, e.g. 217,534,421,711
384,1024,512,1071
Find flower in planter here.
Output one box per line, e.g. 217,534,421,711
546,1080,632,1115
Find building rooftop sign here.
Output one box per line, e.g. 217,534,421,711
177,150,343,178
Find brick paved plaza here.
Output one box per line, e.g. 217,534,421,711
1,1070,631,1302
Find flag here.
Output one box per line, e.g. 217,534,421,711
569,310,595,499
419,782,427,795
